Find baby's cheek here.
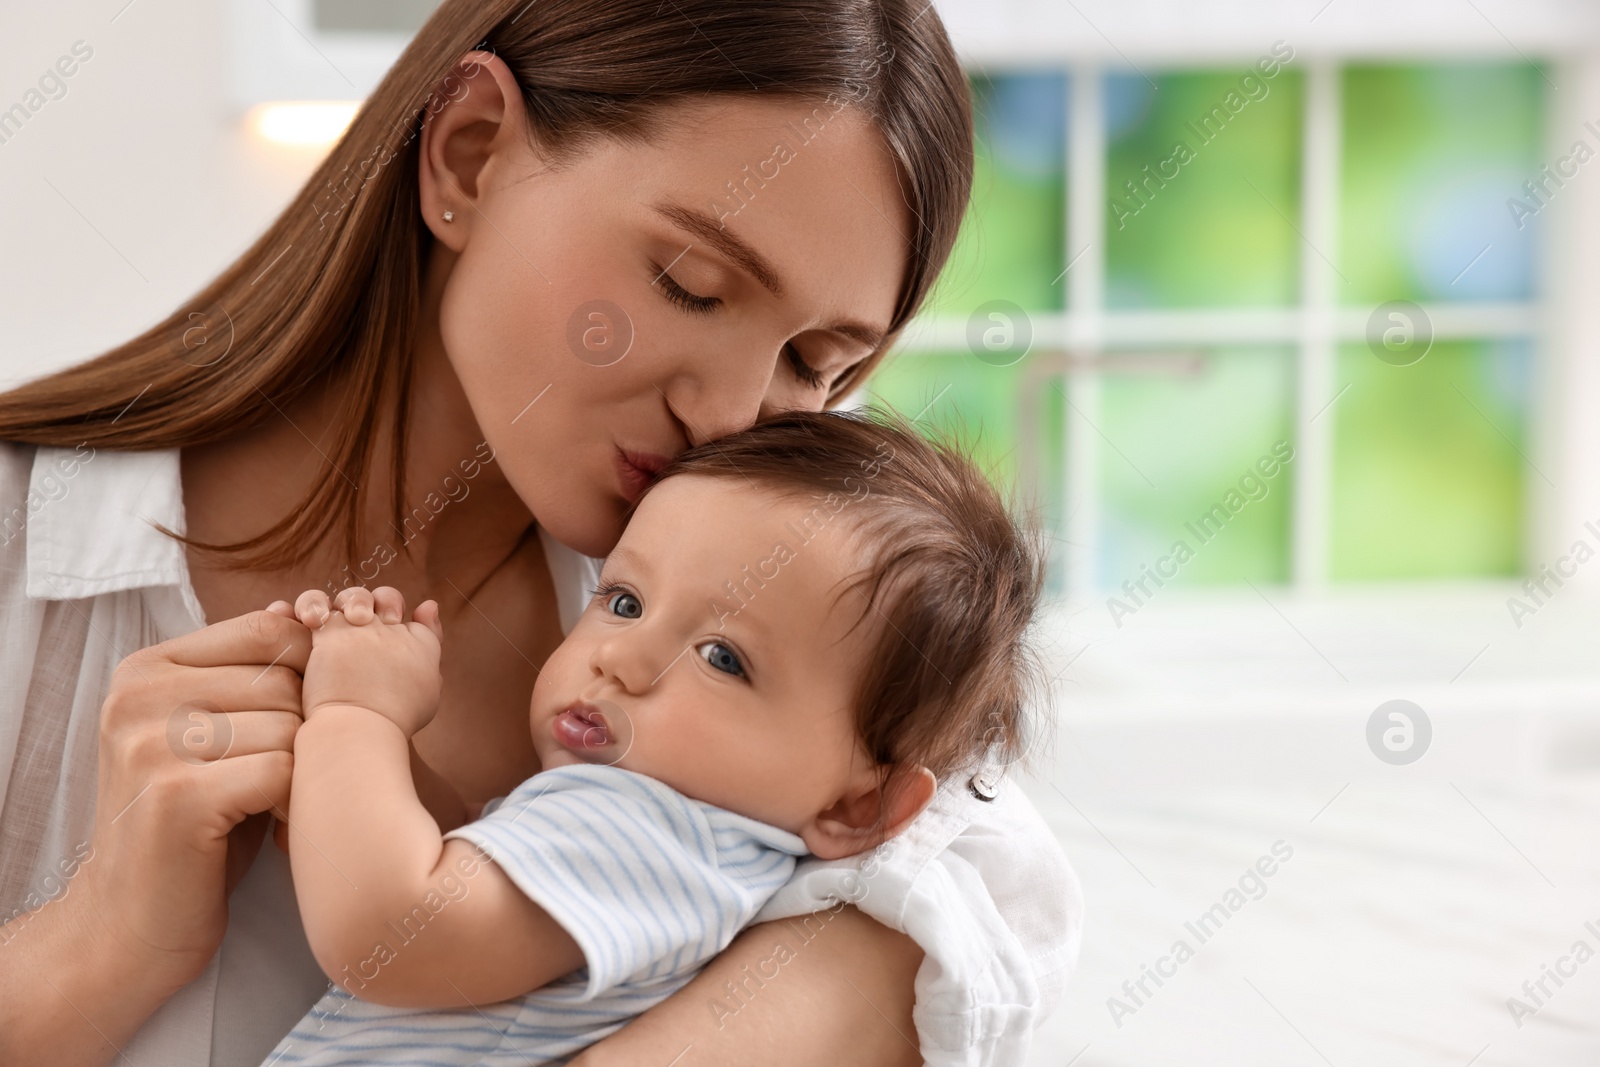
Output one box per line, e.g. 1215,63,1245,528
645,720,744,802
538,638,589,691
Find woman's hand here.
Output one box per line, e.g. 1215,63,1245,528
85,604,312,982
0,606,311,1067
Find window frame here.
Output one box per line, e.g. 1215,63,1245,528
893,58,1549,596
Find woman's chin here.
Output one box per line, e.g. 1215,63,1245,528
529,495,628,559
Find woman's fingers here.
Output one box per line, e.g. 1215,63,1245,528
77,613,313,998
335,586,376,625
372,586,406,623
295,590,332,630
218,710,301,757
201,749,294,825
164,664,305,716
168,709,301,763
153,608,313,673
272,816,290,853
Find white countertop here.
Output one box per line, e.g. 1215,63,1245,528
1021,581,1600,1066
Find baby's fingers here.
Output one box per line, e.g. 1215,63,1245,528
294,590,332,629
372,586,407,624
335,586,376,625
411,599,444,643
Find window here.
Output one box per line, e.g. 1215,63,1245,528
867,59,1545,594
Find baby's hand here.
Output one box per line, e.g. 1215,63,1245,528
294,586,444,737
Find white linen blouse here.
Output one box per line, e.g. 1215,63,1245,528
0,443,1082,1067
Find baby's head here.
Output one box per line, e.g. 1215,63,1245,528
529,409,1046,859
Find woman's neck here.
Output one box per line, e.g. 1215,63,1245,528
181,253,536,624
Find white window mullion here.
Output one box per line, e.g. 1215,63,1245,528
1064,65,1105,601
1293,61,1341,591
897,302,1534,355
1536,54,1600,579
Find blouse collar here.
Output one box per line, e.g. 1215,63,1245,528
24,444,199,616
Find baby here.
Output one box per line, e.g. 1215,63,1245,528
262,409,1045,1066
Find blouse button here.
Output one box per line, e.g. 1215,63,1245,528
968,772,999,801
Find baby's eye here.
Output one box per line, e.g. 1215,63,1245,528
607,591,643,619
697,641,745,677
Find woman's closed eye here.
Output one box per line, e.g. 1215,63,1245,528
650,262,835,391
697,640,745,678
652,267,720,315
784,342,825,390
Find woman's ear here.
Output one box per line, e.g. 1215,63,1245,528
800,765,937,861
416,51,532,252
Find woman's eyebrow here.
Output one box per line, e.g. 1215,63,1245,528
652,201,888,351
827,320,887,350
654,202,786,298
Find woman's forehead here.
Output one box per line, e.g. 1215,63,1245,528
558,97,910,314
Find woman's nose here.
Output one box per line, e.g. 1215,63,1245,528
662,345,783,445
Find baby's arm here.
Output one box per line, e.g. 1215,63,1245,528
287,587,584,1009
409,740,471,834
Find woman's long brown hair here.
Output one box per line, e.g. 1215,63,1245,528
0,0,973,569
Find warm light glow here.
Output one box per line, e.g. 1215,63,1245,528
250,101,360,147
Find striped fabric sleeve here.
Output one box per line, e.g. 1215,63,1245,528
443,764,803,1000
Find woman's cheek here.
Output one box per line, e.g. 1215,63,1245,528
439,242,549,426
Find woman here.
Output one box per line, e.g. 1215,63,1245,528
0,1,1081,1064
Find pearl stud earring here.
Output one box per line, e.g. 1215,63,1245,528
443,210,455,222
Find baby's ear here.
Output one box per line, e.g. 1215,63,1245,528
800,765,937,860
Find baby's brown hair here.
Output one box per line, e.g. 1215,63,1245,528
652,408,1048,784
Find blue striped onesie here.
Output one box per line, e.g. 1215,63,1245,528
262,763,808,1066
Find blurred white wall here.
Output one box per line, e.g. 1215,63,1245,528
0,1,325,389
945,0,1600,65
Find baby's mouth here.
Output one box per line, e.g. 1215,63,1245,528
553,701,612,751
